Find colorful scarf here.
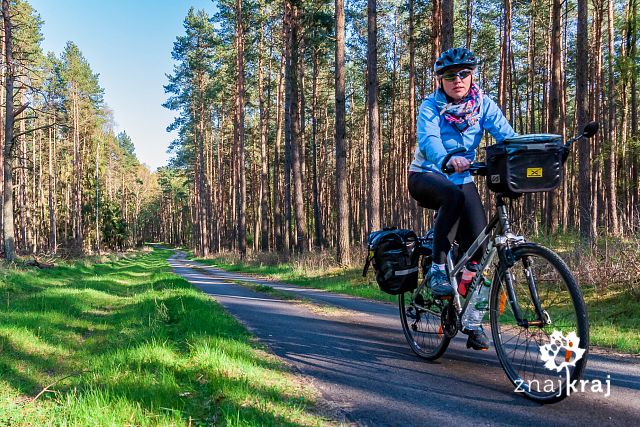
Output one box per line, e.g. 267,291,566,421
434,83,483,133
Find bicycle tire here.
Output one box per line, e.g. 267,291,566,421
489,243,589,403
399,288,452,361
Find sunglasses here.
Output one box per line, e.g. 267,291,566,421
441,70,473,81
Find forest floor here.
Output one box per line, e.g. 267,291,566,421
190,241,640,355
0,248,331,426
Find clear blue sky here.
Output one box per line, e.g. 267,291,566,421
30,0,217,171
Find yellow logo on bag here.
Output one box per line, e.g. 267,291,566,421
527,168,543,178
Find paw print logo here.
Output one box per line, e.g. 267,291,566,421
539,331,585,372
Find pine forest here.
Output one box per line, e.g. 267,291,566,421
1,0,640,266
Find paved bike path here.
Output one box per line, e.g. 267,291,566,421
168,252,640,426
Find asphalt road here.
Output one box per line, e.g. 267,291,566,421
168,252,640,426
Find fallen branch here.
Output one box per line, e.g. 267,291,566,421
25,255,55,269
31,372,85,403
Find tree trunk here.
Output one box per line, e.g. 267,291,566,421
409,0,421,230
528,0,536,133
591,2,604,231
441,0,454,51
335,0,350,264
274,43,285,251
620,0,631,233
311,47,323,248
546,0,563,234
367,0,381,233
235,0,247,257
288,0,307,253
197,81,209,257
264,38,274,252
631,0,639,230
284,1,293,254
19,116,26,251
3,0,16,261
71,87,83,254
576,0,592,242
48,119,56,252
432,0,442,90
498,0,512,111
258,16,269,251
95,138,100,253
466,0,472,49
0,12,4,252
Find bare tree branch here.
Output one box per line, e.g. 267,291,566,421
13,115,38,122
12,122,55,140
14,102,29,117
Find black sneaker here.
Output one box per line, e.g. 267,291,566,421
464,327,490,351
405,305,417,320
428,269,454,297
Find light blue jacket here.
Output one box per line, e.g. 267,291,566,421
409,89,516,185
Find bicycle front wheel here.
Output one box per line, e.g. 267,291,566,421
489,243,589,403
399,287,452,361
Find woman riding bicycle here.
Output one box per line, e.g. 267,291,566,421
408,47,516,350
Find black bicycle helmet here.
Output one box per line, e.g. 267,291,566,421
434,47,479,75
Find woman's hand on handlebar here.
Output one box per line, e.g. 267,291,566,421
446,156,471,173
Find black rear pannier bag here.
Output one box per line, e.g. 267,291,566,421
362,228,419,295
486,134,564,196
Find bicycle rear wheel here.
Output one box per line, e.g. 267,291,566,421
399,285,452,361
489,243,589,403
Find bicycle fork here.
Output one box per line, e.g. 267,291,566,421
498,253,551,328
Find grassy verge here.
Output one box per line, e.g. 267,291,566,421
0,248,330,426
191,251,640,355
581,286,640,354
188,253,395,304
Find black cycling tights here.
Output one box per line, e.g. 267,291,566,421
408,172,487,264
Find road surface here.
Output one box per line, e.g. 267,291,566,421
168,251,640,426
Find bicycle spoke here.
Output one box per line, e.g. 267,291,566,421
400,289,452,360
490,244,588,403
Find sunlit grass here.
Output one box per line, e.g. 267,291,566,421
192,253,396,304
581,286,640,354
0,248,329,426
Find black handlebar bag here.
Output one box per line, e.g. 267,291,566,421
486,134,564,196
363,228,419,295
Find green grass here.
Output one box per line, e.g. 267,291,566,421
190,255,396,304
192,253,640,355
241,283,298,302
582,286,640,354
0,248,330,426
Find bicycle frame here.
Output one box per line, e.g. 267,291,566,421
441,195,543,328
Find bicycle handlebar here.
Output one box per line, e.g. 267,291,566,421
440,121,599,176
441,148,487,175
440,148,466,174
442,162,487,176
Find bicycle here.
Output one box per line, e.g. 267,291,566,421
399,122,598,403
